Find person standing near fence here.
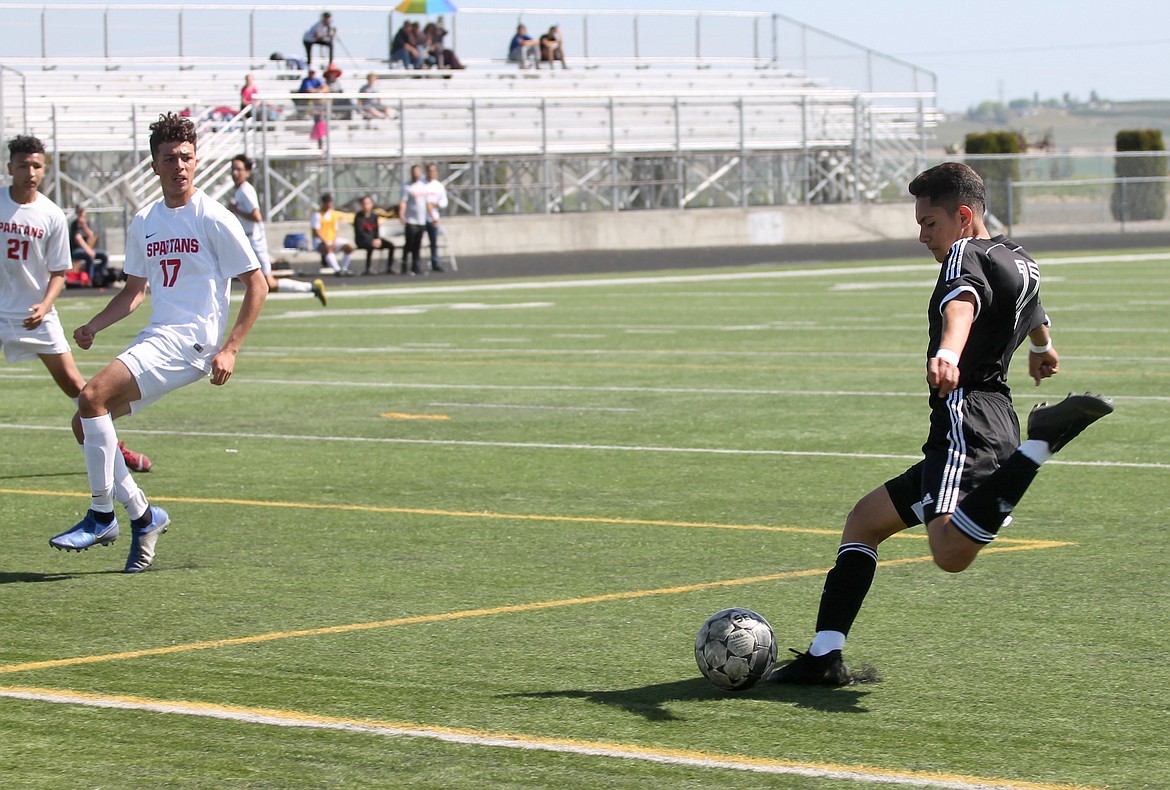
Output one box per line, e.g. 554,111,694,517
398,165,429,276
424,163,447,273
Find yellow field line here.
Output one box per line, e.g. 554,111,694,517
0,685,1106,790
0,542,1062,676
0,487,1061,546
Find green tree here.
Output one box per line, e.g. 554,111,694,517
965,131,1022,224
1111,129,1167,222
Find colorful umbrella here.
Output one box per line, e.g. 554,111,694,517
394,0,457,13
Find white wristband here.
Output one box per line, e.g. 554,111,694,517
934,348,960,366
1029,339,1053,354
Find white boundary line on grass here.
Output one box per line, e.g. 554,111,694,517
0,422,1164,469
0,686,1101,790
270,252,1170,301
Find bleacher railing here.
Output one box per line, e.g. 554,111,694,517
0,4,934,95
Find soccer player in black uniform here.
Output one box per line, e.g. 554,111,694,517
769,162,1114,685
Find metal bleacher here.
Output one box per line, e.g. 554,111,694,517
0,6,939,223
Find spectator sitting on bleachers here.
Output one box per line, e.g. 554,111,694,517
353,195,397,275
508,24,540,69
540,25,567,70
241,73,259,111
358,73,392,120
69,206,113,287
323,64,357,120
391,21,425,69
294,68,327,120
424,21,463,70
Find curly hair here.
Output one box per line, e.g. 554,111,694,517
7,134,46,159
908,162,985,215
148,112,197,159
232,153,255,172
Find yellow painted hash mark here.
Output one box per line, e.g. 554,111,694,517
0,543,1064,676
0,487,1064,547
380,412,450,420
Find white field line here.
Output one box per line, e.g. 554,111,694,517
242,345,1170,363
3,370,1166,403
0,687,1102,790
256,252,1170,301
0,422,1163,470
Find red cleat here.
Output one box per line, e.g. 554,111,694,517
118,441,153,473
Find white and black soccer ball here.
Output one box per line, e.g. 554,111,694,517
695,607,777,691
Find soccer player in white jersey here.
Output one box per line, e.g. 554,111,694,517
1,135,153,473
49,113,268,573
227,153,327,306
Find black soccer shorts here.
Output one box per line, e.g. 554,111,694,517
885,388,1021,527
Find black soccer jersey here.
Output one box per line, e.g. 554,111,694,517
927,235,1048,395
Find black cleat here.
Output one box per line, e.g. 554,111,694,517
766,649,854,686
1027,393,1114,452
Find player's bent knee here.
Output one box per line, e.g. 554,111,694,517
931,551,974,574
926,517,979,573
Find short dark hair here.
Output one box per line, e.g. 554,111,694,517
148,112,197,159
8,134,46,159
320,193,333,203
908,162,985,215
233,153,255,171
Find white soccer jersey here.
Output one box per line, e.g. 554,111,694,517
0,189,70,320
123,190,259,363
232,182,264,242
232,181,269,269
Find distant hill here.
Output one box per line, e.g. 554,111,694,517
931,100,1170,154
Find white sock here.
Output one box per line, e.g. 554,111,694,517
78,440,148,520
324,252,340,272
809,630,846,657
81,414,118,513
112,450,149,521
276,279,312,293
340,251,351,271
1018,439,1053,466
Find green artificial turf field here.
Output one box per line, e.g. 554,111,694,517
1,249,1166,789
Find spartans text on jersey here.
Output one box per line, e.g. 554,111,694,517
147,237,200,258
0,221,46,238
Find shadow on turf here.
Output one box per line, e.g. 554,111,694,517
0,471,86,482
0,570,87,583
506,677,873,721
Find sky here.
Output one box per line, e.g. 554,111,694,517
6,0,1170,112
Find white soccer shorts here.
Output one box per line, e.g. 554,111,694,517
0,312,71,364
117,330,211,413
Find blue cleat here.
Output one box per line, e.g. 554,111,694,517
124,506,170,574
50,511,120,551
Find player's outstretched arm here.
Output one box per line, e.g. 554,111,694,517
73,275,147,350
210,268,269,386
1027,326,1059,385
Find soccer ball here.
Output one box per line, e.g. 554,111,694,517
694,608,777,691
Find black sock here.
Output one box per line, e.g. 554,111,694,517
815,543,878,636
951,451,1040,544
90,509,115,526
131,511,153,530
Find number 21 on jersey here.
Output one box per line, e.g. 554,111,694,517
6,238,30,260
159,258,182,287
